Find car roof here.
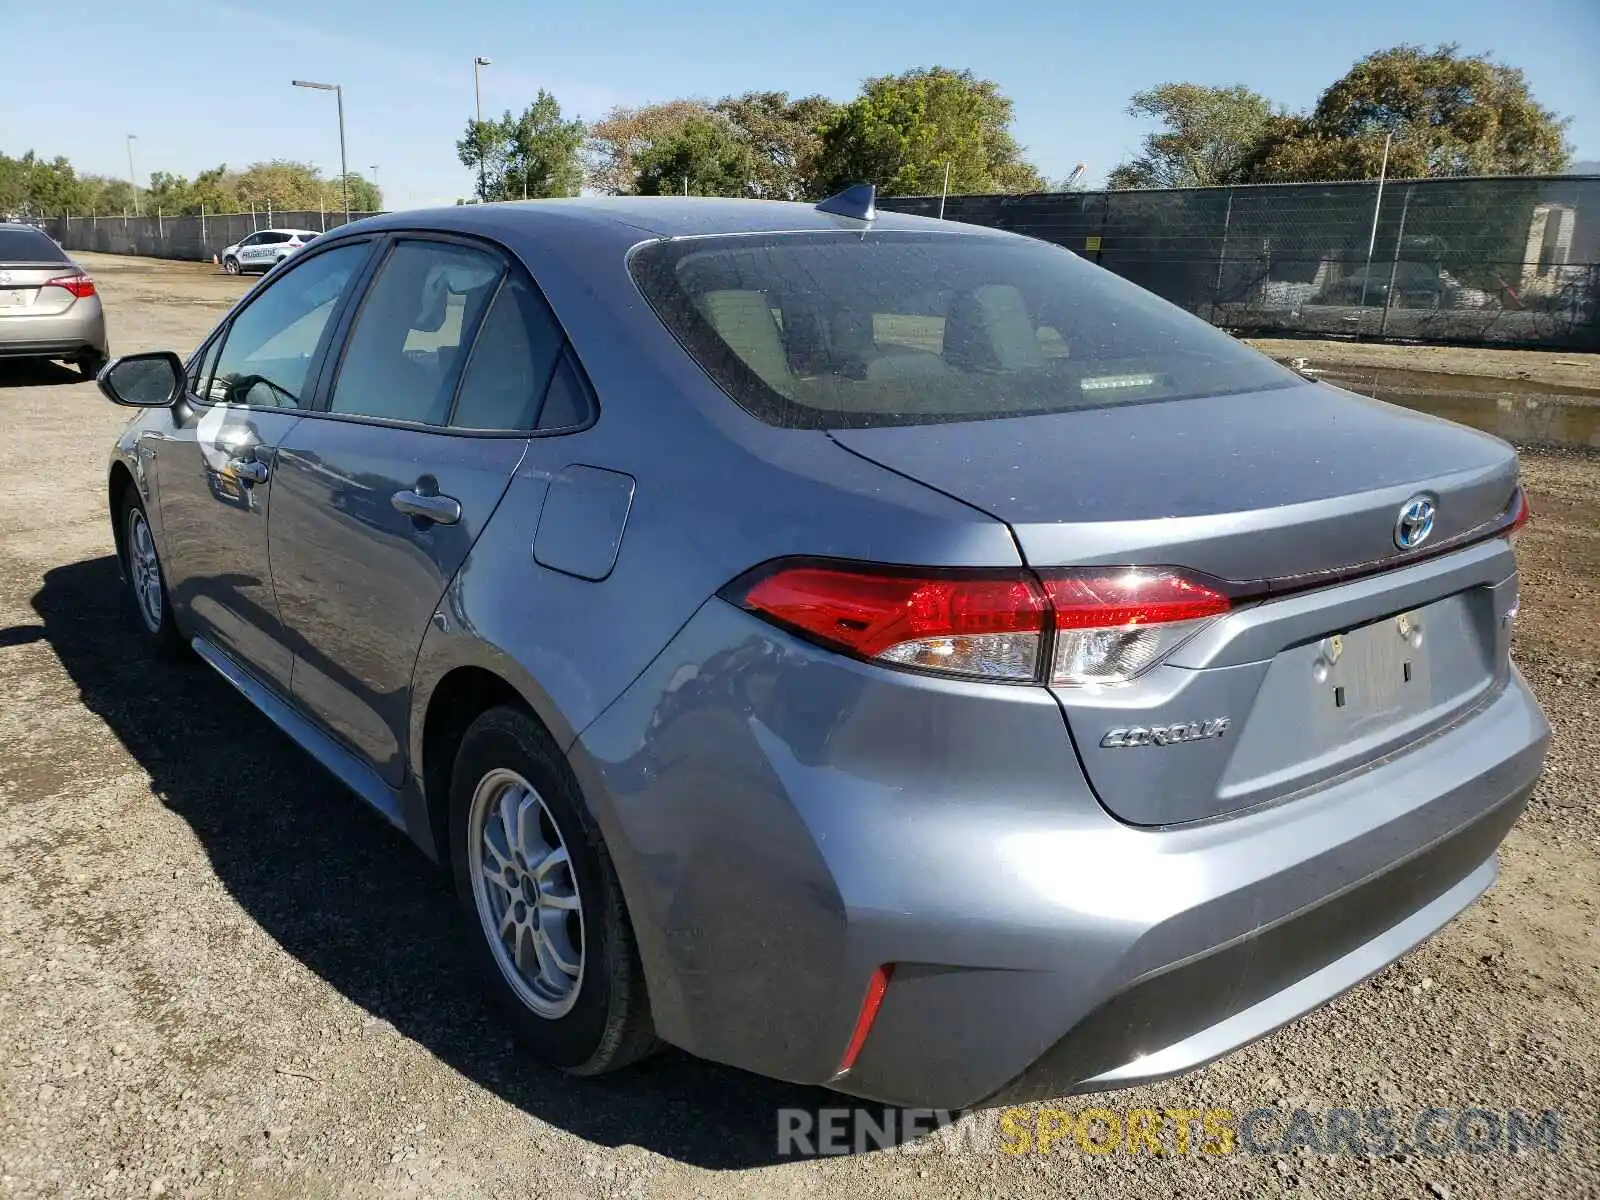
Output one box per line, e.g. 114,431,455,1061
334,196,1015,245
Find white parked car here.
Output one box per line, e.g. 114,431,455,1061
219,228,320,276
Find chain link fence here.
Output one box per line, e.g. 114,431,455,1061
882,175,1600,351
29,209,383,264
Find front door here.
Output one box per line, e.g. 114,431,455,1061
151,239,372,692
267,237,561,782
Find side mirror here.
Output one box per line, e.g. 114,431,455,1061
98,351,184,408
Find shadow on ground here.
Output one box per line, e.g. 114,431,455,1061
16,554,924,1169
0,359,86,388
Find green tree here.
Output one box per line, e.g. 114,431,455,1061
320,172,382,213
1107,84,1277,189
459,91,585,202
234,161,328,210
585,99,709,195
1241,44,1571,181
634,115,759,196
712,91,840,200
812,67,1043,197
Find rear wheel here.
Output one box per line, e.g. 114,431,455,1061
77,350,108,380
119,492,184,658
222,256,241,276
449,706,656,1074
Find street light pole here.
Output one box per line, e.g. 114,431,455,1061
473,56,492,201
292,80,349,225
126,135,140,216
369,165,380,210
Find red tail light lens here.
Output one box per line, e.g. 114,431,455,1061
738,564,1047,681
1505,487,1532,547
730,560,1230,686
45,272,95,298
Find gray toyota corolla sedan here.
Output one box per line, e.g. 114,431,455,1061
97,190,1548,1110
0,223,109,374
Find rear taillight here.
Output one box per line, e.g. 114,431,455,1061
738,564,1047,681
1043,569,1230,686
45,272,95,298
729,561,1230,686
1505,487,1532,548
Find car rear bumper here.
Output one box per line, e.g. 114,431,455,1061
571,600,1549,1111
0,300,107,358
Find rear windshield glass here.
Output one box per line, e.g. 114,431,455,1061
629,230,1295,429
0,229,68,263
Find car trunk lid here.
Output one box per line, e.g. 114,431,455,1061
0,263,81,317
829,382,1523,824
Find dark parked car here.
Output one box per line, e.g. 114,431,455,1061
1315,261,1458,308
96,191,1546,1110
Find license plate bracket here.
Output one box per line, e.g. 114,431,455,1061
1315,611,1430,735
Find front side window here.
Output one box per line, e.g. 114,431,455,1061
206,241,368,409
329,240,504,425
629,231,1296,430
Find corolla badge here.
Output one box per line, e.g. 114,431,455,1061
1395,496,1436,550
1100,718,1230,748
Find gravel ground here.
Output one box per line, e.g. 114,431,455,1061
0,254,1596,1199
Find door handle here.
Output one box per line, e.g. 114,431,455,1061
391,489,462,526
227,457,269,484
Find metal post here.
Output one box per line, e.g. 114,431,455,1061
474,56,492,201
126,134,140,216
335,85,349,223
939,160,951,220
267,198,273,226
200,204,207,248
1379,183,1414,338
292,80,349,223
157,206,164,240
1211,186,1235,322
1357,131,1392,313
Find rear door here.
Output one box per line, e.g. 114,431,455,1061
267,235,566,783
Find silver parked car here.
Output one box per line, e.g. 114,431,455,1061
0,223,109,375
97,192,1547,1110
218,227,320,276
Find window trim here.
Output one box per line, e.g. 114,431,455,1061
295,229,600,439
185,236,378,413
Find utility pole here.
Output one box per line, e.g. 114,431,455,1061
1358,130,1394,311
938,160,951,219
292,80,349,224
369,165,380,211
126,135,140,216
474,56,492,201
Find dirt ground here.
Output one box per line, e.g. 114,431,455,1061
0,254,1597,1199
1245,337,1600,394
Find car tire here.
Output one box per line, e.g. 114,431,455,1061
77,350,108,380
448,705,657,1075
222,256,241,275
118,491,185,659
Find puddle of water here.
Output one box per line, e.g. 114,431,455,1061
1314,366,1600,451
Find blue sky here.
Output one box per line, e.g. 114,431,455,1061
4,0,1596,208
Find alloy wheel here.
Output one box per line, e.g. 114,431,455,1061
467,767,585,1019
126,507,164,632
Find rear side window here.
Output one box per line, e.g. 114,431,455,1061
450,276,565,430
329,240,504,425
0,229,67,262
535,350,594,431
629,231,1295,429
